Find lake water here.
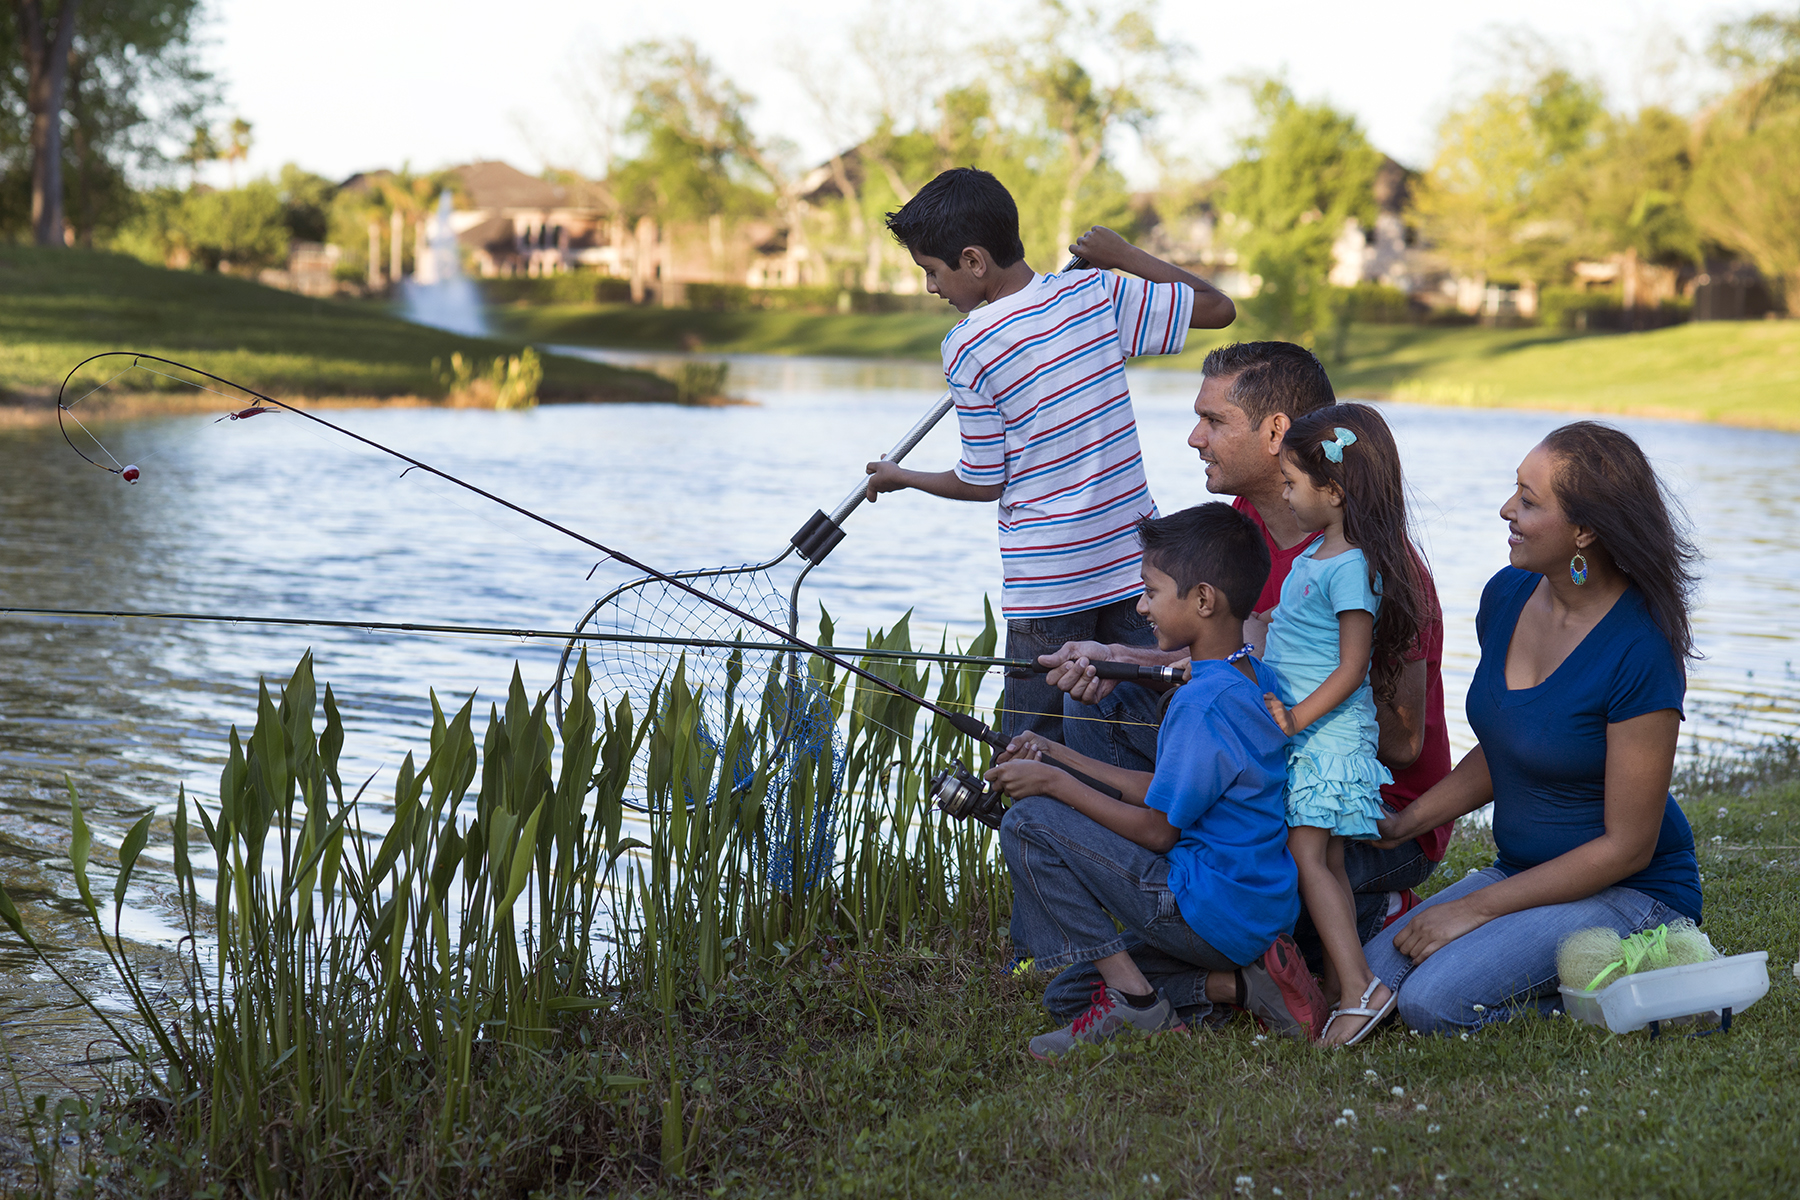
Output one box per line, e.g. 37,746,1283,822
4,351,1800,1075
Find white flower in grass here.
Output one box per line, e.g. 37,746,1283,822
1639,1109,1648,1118
1371,1146,1388,1155
1416,1103,1428,1112
1427,1123,1442,1133
1234,1175,1253,1193
1335,1117,1349,1128
1391,1086,1406,1096
1435,1174,1449,1183
1716,807,1729,818
1472,1004,1486,1013
1575,1105,1589,1116
1579,1088,1590,1097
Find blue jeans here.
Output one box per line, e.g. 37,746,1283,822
1062,681,1440,968
1000,796,1244,1021
1003,598,1157,745
1061,679,1166,770
1364,865,1682,1035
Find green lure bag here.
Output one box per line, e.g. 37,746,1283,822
1556,921,1719,993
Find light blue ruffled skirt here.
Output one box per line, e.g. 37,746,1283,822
1284,743,1391,839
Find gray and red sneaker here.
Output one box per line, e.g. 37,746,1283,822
1240,934,1329,1042
1028,983,1185,1060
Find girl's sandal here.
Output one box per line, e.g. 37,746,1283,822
1321,979,1397,1047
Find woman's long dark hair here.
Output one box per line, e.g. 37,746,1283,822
1541,421,1700,661
1282,403,1427,703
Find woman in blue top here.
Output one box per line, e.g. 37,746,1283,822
1359,421,1700,1036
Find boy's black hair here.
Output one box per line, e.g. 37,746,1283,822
1136,503,1271,621
1199,341,1336,430
884,168,1025,270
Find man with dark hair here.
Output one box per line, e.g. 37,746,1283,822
1040,340,1456,974
991,503,1327,1055
866,166,1236,744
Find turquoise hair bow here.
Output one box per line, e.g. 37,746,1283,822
1321,427,1358,463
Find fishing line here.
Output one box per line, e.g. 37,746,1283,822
55,353,1024,752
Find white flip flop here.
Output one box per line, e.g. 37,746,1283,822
1322,979,1398,1047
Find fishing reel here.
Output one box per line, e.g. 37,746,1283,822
929,759,1008,829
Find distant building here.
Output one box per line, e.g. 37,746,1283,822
445,161,607,277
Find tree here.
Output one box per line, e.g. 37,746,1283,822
1578,107,1701,271
2,0,208,246
1688,9,1800,309
1412,65,1603,289
1215,81,1380,348
997,0,1192,254
12,0,81,245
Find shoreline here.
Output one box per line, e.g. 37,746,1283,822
0,387,749,429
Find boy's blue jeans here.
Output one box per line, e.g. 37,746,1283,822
1364,865,1682,1035
1061,679,1441,965
1000,795,1244,1021
1003,597,1156,746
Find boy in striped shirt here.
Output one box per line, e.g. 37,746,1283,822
865,167,1236,741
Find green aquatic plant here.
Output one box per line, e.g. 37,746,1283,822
0,607,1009,1194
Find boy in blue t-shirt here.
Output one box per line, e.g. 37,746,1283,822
989,503,1326,1057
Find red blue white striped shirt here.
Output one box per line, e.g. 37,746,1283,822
945,268,1194,619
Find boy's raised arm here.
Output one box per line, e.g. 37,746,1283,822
1070,225,1237,329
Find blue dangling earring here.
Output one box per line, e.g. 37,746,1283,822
1570,552,1589,586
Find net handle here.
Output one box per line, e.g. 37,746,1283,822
824,390,955,526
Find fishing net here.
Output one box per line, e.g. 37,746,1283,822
563,556,845,891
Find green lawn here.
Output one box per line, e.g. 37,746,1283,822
0,247,676,409
499,300,965,361
501,299,1800,431
586,772,1797,1199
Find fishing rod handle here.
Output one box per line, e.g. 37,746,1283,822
792,254,1091,564
1040,751,1123,800
1017,658,1186,684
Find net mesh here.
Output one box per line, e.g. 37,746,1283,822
573,561,844,891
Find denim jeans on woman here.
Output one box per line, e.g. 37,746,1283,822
1001,795,1243,1022
1363,865,1682,1035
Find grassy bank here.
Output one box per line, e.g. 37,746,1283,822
5,636,1797,1197
0,247,677,414
502,299,1800,431
500,299,964,361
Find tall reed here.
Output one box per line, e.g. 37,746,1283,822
1,607,1012,1193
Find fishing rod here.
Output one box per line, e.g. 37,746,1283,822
0,602,1186,681
53,352,1128,798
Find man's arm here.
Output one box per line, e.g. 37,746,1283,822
1070,226,1236,329
864,461,1004,503
1039,640,1189,703
1375,656,1428,771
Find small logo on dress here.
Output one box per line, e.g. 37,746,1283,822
1304,584,1312,596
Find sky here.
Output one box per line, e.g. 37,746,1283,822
203,0,1753,190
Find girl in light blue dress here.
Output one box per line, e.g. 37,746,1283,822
1262,404,1427,1045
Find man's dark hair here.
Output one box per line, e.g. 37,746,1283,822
1136,503,1271,620
884,167,1025,269
1199,341,1336,429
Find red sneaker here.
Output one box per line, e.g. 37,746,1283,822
1241,934,1329,1042
1381,889,1423,931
